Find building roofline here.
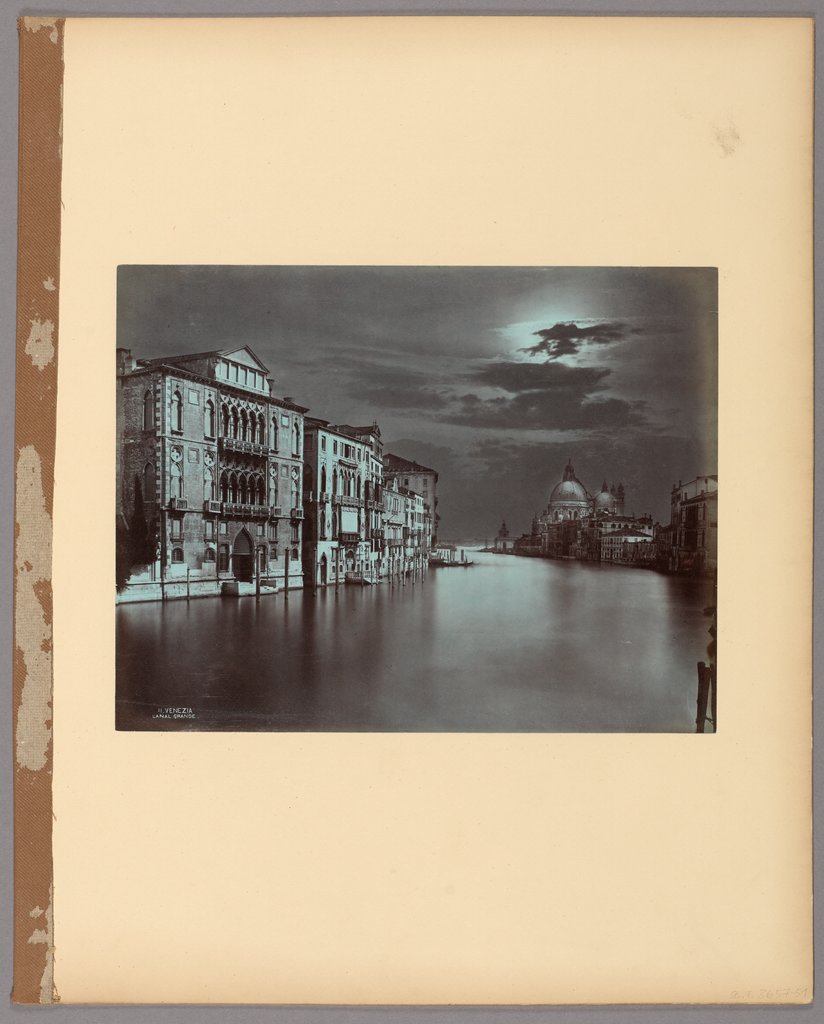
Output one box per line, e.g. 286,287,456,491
384,453,438,475
120,361,307,412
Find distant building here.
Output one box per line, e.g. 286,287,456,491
383,453,439,547
116,345,306,601
600,528,656,566
494,520,515,553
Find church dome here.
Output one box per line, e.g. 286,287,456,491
594,480,617,511
550,478,589,504
548,459,591,512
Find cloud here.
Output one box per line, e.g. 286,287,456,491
441,391,647,432
440,359,646,432
351,384,449,410
331,355,452,411
464,360,611,394
521,320,642,360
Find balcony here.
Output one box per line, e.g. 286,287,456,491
320,492,330,503
270,506,284,518
203,499,222,514
222,502,269,519
340,496,362,508
218,436,268,457
339,531,359,544
168,497,189,510
291,508,304,520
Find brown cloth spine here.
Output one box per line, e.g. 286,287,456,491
14,15,64,1005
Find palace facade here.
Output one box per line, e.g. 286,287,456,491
117,346,307,600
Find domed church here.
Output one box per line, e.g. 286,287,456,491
515,458,644,562
545,460,626,522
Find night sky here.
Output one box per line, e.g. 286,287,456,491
117,266,717,540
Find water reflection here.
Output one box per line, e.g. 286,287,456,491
116,552,715,732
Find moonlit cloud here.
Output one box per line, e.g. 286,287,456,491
521,320,643,360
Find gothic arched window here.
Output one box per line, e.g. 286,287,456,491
320,465,327,495
171,390,183,432
170,463,182,498
143,390,154,430
292,421,300,456
205,399,215,438
221,404,230,437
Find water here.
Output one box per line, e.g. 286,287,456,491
116,551,716,732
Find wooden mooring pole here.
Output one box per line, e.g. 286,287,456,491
696,661,717,733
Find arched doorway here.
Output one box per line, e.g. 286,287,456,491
232,529,254,582
320,553,328,585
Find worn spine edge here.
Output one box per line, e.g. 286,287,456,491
13,14,64,1006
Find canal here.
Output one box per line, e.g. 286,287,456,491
116,551,716,732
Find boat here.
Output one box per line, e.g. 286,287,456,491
345,571,375,585
429,545,474,568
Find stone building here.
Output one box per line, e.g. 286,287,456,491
333,424,385,580
116,345,306,601
383,478,407,577
404,488,429,572
600,527,656,565
383,453,439,547
302,418,379,585
663,475,718,575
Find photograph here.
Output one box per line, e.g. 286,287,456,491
115,265,718,733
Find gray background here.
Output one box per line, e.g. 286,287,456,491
2,1,819,1021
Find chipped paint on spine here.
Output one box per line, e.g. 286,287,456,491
23,17,59,44
15,446,53,771
25,318,55,371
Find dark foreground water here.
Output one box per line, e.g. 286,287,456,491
116,551,716,732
